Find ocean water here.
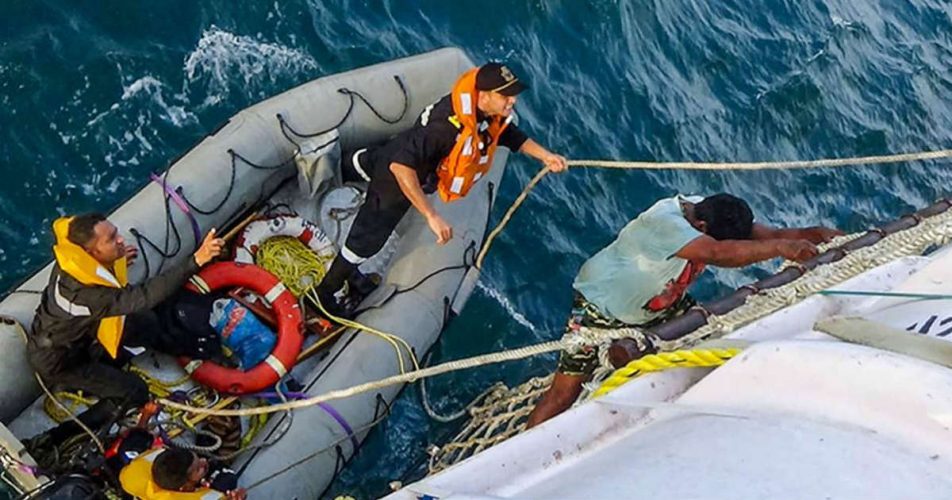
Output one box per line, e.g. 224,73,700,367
2,1,952,498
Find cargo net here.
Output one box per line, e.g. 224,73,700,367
427,202,952,475
427,375,551,474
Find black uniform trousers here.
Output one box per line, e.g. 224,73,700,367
317,149,412,303
36,311,166,443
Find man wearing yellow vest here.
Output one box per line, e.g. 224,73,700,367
25,213,224,449
317,62,568,316
120,447,246,499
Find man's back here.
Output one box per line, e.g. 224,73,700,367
574,195,702,325
364,94,528,182
29,265,103,370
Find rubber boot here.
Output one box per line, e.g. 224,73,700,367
347,270,380,302
47,399,123,444
23,398,124,468
316,257,358,320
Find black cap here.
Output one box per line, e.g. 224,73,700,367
475,62,527,96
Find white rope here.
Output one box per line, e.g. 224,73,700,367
475,149,952,268
419,350,509,423
657,207,952,352
421,379,508,423
567,149,952,171
160,201,952,420
160,341,567,417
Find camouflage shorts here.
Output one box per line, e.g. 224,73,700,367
556,291,695,377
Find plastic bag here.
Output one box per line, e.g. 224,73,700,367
209,298,277,370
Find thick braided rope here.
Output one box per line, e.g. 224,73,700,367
592,348,742,398
158,340,567,417
475,149,952,269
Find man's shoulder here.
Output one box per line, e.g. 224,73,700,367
619,196,698,244
53,267,85,292
418,94,457,131
627,196,682,227
56,270,119,302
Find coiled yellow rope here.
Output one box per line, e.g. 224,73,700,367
592,347,742,398
255,236,334,297
42,367,191,423
245,234,419,374
42,391,96,424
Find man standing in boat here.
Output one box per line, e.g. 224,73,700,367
525,193,843,427
317,62,568,316
25,213,224,450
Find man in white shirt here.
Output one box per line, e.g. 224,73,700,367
526,193,842,427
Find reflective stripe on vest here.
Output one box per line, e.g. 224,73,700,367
53,279,91,316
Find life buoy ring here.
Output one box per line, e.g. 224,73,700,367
234,215,336,264
180,262,304,395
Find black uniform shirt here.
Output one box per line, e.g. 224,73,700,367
365,94,529,182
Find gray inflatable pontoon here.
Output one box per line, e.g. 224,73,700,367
0,47,508,498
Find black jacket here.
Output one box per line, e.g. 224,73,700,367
28,258,199,375
364,94,529,182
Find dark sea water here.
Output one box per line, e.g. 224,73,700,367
2,1,952,498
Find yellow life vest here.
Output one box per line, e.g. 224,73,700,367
436,68,512,202
119,449,223,500
51,216,128,358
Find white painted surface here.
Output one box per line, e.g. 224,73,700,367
388,247,952,500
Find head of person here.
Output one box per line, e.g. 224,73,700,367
67,212,126,266
688,193,754,240
475,62,526,118
153,448,209,492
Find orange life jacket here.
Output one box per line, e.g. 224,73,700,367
437,68,513,202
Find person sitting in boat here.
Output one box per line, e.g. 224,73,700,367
24,213,224,450
316,62,568,317
525,193,844,428
120,447,246,499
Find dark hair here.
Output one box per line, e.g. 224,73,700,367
694,194,754,240
67,212,107,248
152,448,194,491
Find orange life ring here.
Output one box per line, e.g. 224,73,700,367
180,261,304,395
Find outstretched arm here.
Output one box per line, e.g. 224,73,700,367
751,223,844,244
84,229,224,318
675,234,818,268
390,162,453,244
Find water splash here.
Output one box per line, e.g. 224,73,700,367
183,25,319,106
120,76,195,128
